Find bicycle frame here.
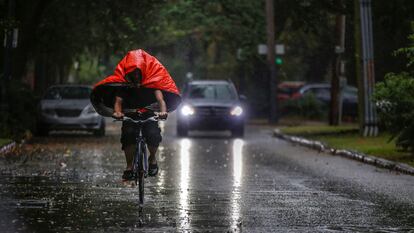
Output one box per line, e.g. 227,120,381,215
114,115,159,206
132,126,148,178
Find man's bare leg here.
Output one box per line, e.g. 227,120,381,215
124,145,135,170
148,146,158,165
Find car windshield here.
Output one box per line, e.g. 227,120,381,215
44,86,91,100
187,84,236,100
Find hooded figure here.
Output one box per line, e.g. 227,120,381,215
90,49,181,116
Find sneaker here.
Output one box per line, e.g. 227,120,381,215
122,170,135,181
148,163,159,177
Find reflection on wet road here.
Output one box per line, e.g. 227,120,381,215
0,117,414,232
231,139,244,230
179,139,191,231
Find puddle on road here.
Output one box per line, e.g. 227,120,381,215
16,200,50,209
1,176,178,232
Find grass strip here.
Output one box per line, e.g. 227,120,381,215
280,126,414,167
0,138,13,147
281,125,359,136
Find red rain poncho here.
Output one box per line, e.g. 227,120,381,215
90,49,181,117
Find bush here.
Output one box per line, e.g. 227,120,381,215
280,93,326,120
373,72,414,154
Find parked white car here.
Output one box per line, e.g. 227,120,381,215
37,85,105,136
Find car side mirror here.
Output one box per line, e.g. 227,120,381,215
239,95,247,102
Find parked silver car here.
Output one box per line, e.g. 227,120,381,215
37,85,105,136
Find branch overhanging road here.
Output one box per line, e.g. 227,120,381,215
0,113,413,232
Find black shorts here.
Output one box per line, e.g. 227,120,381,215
120,121,162,150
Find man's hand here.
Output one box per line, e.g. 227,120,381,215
156,112,168,120
112,111,124,119
113,96,123,119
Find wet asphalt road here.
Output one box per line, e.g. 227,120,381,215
1,115,414,232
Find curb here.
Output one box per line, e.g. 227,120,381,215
0,141,17,155
273,129,414,176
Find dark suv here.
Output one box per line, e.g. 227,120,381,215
177,80,245,137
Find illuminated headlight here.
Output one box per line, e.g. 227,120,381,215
82,104,97,115
230,106,243,116
181,105,195,116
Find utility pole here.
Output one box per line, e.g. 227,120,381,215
266,0,278,123
354,0,378,137
330,11,346,125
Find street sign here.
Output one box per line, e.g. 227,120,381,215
258,44,285,55
258,44,267,55
275,44,285,55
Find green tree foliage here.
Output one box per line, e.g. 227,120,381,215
146,0,343,117
148,0,266,81
373,25,414,154
372,0,414,81
395,22,414,68
373,73,414,154
0,0,162,139
149,0,343,81
2,0,414,137
0,0,163,91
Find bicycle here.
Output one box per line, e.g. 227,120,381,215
114,114,161,207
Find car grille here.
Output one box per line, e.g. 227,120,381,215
55,109,82,117
194,106,230,117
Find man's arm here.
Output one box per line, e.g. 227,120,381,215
113,96,124,119
155,90,168,119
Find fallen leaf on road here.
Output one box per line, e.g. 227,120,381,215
59,162,67,169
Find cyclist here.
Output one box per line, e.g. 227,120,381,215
91,49,181,181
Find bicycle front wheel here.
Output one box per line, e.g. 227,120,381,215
138,171,144,206
137,141,146,206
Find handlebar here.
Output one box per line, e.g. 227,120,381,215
113,116,162,123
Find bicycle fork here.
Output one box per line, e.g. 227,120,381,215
138,141,149,178
135,126,149,206
136,128,149,175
